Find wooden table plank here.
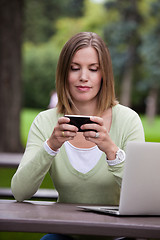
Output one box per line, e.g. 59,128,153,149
0,200,160,238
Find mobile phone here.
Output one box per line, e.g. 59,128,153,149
64,115,96,132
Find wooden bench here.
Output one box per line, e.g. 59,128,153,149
0,153,58,201
0,188,58,200
0,152,22,167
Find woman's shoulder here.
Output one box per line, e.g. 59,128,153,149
34,108,63,125
39,107,59,117
112,104,142,126
113,104,139,117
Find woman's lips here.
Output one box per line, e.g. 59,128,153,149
77,86,91,91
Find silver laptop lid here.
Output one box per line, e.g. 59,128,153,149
119,141,160,215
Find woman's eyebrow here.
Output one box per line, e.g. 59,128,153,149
71,62,99,66
89,63,99,66
71,62,79,64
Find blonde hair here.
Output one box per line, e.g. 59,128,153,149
56,32,118,114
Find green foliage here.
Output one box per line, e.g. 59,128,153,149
22,42,59,108
103,0,142,73
102,0,160,113
138,0,160,111
51,17,83,49
22,0,160,113
139,0,160,88
24,0,85,43
22,0,108,110
51,0,106,49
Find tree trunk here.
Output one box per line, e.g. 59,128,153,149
120,0,141,107
146,87,158,124
120,46,134,107
0,0,24,152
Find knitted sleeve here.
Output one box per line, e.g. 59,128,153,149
11,110,57,202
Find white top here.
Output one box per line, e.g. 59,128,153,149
44,140,125,172
64,141,103,173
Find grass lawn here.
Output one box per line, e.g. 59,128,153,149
140,115,160,142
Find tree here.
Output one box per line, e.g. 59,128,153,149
0,0,24,152
51,0,106,49
103,0,143,107
24,0,84,44
139,0,160,121
23,42,59,109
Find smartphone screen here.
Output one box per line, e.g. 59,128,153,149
65,115,96,132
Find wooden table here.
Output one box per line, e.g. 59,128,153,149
0,200,160,238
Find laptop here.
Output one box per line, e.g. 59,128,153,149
78,141,160,216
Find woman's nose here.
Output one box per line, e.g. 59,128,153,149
80,69,88,81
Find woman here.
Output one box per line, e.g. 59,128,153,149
11,32,145,239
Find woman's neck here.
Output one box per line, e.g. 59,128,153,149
71,102,99,116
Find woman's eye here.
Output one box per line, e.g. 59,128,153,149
71,66,80,71
90,68,98,72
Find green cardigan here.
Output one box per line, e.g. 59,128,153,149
11,104,145,204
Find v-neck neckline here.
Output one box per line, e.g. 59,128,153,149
60,144,106,179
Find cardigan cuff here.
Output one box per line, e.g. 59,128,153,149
43,140,60,156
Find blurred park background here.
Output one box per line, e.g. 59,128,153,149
0,0,160,154
0,0,160,239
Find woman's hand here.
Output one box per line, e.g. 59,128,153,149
47,116,78,151
81,116,118,160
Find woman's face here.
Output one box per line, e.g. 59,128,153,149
68,47,102,106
